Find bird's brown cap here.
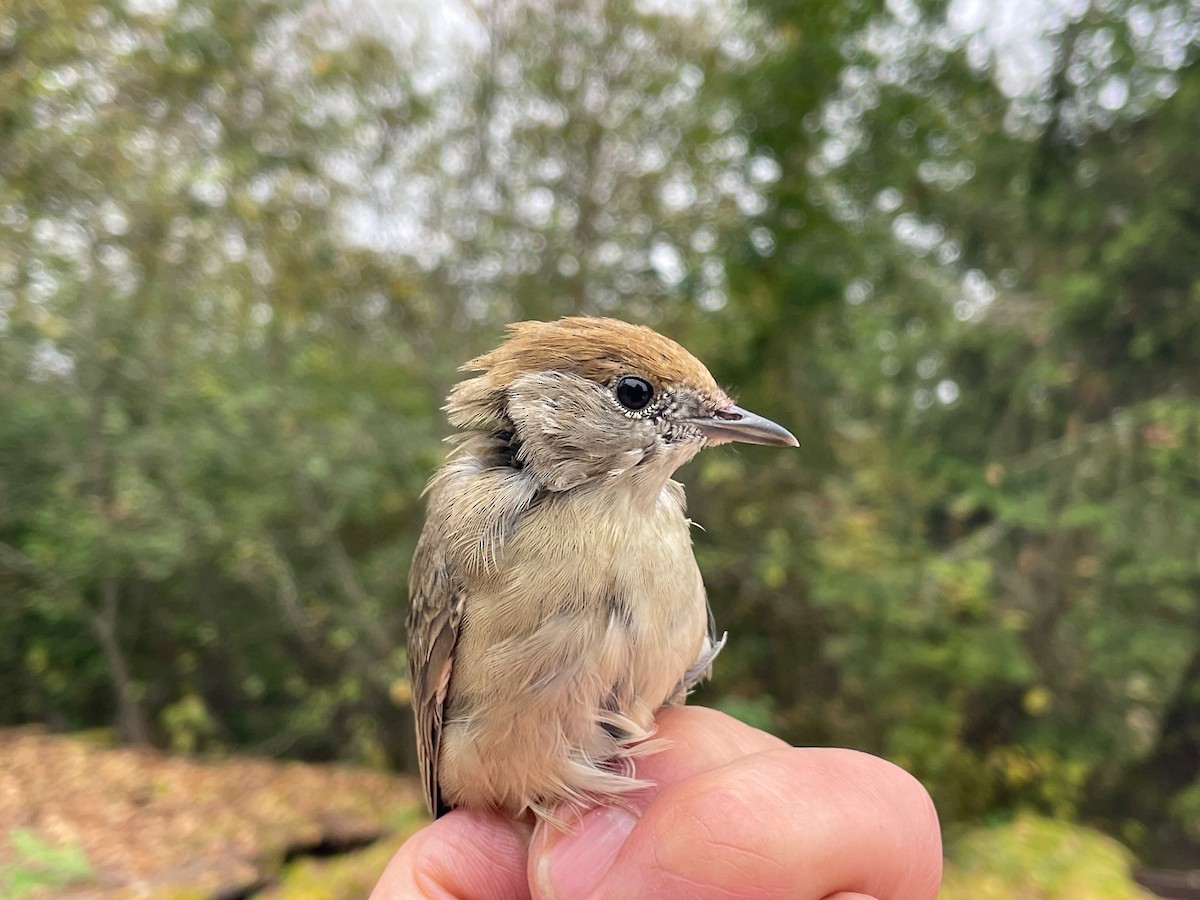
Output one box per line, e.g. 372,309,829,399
447,317,728,427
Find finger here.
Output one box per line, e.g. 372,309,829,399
635,706,789,787
371,809,533,900
527,706,788,896
602,748,941,900
533,748,941,900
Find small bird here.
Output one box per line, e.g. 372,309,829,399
407,317,797,824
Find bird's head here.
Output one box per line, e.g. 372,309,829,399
446,317,797,493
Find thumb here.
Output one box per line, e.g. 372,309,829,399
529,805,640,900
370,810,532,900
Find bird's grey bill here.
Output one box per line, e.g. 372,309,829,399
689,404,799,447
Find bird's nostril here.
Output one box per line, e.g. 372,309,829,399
713,408,742,421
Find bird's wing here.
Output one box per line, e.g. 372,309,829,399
407,531,465,818
407,440,541,815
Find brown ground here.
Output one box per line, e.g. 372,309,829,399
0,726,421,898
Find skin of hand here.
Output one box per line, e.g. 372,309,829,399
371,707,943,900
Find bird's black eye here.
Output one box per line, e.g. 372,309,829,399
615,375,654,411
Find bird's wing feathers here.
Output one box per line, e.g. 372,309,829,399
407,439,545,816
407,532,465,818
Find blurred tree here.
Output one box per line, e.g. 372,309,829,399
0,0,784,766
726,0,1200,857
361,0,776,331
0,0,441,763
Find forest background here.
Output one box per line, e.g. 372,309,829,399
2,0,1199,885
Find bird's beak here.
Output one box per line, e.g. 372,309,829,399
688,404,799,448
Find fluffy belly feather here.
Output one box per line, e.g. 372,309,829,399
437,480,709,820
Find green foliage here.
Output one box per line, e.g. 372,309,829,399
272,808,425,900
0,0,441,764
272,839,402,900
708,0,1200,847
941,815,1154,900
0,830,92,899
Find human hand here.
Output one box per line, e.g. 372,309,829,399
371,706,942,899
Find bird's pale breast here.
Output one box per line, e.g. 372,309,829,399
437,476,709,818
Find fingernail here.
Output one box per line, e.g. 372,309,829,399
536,806,638,899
